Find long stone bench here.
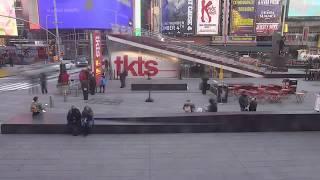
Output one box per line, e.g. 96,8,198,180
2,112,320,134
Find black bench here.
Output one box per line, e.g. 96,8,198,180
131,83,188,91
2,112,320,134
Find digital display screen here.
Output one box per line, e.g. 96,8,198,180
288,0,320,17
38,0,133,29
0,0,18,36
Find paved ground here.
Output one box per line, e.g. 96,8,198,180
1,132,320,180
0,77,320,122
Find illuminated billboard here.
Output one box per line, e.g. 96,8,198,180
196,0,220,35
230,0,255,35
38,0,133,29
288,0,320,17
162,0,195,36
0,0,18,36
21,0,41,30
255,0,281,36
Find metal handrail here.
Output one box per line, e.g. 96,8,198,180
140,29,239,59
134,29,264,72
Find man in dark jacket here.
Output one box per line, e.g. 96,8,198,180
39,72,47,94
67,106,82,136
239,92,249,111
249,98,258,111
89,72,96,95
207,98,218,112
81,105,94,136
120,70,128,88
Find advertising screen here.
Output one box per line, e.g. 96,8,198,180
21,0,41,30
230,0,255,35
38,0,133,29
196,0,220,35
288,0,320,17
0,0,18,36
162,0,195,36
255,0,281,36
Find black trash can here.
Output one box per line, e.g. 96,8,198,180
217,84,229,103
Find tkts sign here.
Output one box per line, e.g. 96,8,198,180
92,31,102,82
111,52,178,78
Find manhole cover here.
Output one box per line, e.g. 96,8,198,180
87,98,123,105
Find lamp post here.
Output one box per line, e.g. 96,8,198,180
53,0,61,61
281,0,288,36
45,15,51,45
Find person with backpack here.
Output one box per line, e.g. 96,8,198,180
81,105,94,136
99,75,107,93
67,106,82,136
30,96,45,116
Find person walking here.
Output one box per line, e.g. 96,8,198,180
59,71,70,95
81,105,94,136
239,92,249,111
119,70,128,88
9,55,13,67
249,97,258,111
39,72,48,94
207,98,218,112
67,106,82,136
99,75,107,93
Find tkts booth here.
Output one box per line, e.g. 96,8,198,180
110,51,180,79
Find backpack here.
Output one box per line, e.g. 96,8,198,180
31,103,38,113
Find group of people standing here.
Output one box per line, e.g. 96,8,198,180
182,92,257,113
79,68,108,100
238,93,257,111
67,105,94,136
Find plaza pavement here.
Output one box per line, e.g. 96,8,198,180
0,77,319,122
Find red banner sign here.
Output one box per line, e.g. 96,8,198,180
92,31,102,83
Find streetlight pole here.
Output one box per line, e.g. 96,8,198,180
53,0,61,61
281,0,288,36
45,15,51,46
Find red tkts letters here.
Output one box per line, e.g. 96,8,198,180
114,55,159,77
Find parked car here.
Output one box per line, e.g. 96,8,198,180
75,56,89,67
53,61,75,71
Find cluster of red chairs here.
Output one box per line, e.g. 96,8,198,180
228,84,294,103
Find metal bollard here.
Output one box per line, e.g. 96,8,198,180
49,96,54,108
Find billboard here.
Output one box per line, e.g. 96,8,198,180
162,0,195,36
255,0,281,36
112,51,179,78
0,0,18,36
92,31,102,83
288,0,320,17
21,0,41,30
38,0,133,29
196,0,220,35
230,0,255,35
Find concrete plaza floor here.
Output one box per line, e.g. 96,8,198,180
0,77,319,122
1,132,320,180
